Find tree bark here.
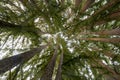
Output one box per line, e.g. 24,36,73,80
80,28,120,35
94,28,120,35
92,0,120,17
0,45,46,74
95,10,120,26
81,0,95,12
41,46,58,80
92,59,120,80
55,53,63,80
80,38,120,43
75,0,82,7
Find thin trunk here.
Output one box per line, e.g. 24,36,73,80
104,75,120,80
95,59,116,75
61,0,65,4
95,11,120,26
73,0,120,30
55,53,63,80
0,45,46,74
41,46,58,80
80,38,120,43
44,0,49,4
90,47,115,58
19,0,28,7
107,11,120,20
81,0,95,12
75,0,82,7
87,0,120,27
80,28,120,35
92,59,120,80
90,48,120,80
92,0,120,17
95,28,120,35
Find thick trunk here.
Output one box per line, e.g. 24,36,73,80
0,45,46,74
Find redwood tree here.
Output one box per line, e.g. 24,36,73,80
0,0,120,80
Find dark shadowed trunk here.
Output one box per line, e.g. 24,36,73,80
0,45,46,74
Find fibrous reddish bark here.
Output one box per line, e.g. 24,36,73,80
41,46,58,80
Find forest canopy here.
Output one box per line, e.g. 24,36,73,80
0,0,120,80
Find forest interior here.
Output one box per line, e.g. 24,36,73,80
0,0,120,80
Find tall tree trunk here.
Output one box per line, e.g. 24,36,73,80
92,0,120,17
92,59,120,80
80,28,120,35
94,28,120,35
55,53,63,80
61,0,65,4
95,11,120,26
0,45,46,74
80,38,120,43
81,0,95,12
75,0,82,7
41,46,58,80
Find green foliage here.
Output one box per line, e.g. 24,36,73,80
0,0,120,80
